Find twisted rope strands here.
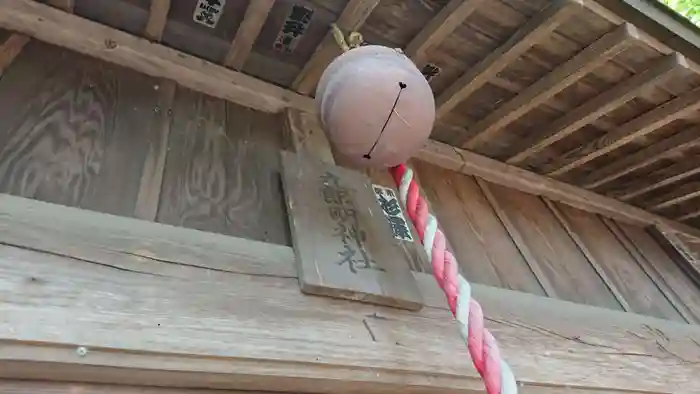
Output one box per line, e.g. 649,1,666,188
390,163,518,394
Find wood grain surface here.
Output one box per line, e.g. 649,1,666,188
0,41,158,217
483,182,622,309
281,151,422,310
157,87,289,245
412,161,546,294
555,203,685,320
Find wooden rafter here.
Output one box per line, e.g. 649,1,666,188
7,0,700,241
619,159,700,201
545,54,690,177
418,141,700,239
144,0,171,42
0,34,30,76
678,209,700,222
468,23,635,153
0,0,314,114
404,0,485,66
648,181,700,211
436,0,580,121
292,0,380,95
224,0,275,71
46,0,73,12
582,126,700,190
509,53,683,166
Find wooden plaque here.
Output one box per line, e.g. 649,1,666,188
281,151,423,310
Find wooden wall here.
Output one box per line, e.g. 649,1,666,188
0,41,290,246
2,42,700,323
371,160,700,324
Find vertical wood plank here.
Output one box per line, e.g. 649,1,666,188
144,0,171,42
133,80,176,221
553,203,689,321
224,0,275,70
476,178,559,298
281,151,423,310
480,181,622,309
412,161,546,295
544,199,632,312
610,220,700,324
157,89,290,245
0,34,30,76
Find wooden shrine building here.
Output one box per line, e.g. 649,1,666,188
2,0,700,393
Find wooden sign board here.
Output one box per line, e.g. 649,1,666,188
281,151,423,310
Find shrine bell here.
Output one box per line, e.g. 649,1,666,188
316,45,436,168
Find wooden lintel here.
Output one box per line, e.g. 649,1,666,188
436,0,580,121
619,159,700,201
0,34,30,76
292,0,380,95
2,194,700,394
223,0,275,70
470,23,636,153
648,181,700,211
547,53,689,177
144,0,171,42
582,126,700,190
510,53,683,166
46,0,74,12
404,0,485,66
0,0,314,114
417,140,700,240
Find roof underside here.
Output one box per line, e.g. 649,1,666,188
16,0,700,230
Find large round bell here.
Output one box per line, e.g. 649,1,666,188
316,45,435,168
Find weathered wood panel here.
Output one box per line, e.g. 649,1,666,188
554,203,685,321
0,41,158,218
412,161,546,295
157,87,290,245
482,182,622,309
0,381,264,394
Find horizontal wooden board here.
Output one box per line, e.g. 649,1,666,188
1,196,700,394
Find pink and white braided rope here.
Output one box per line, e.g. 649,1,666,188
390,164,517,394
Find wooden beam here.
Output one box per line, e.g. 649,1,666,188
678,209,700,222
468,24,635,152
404,0,485,65
144,0,171,42
2,195,700,394
0,0,314,114
436,0,580,120
581,126,700,189
0,34,30,76
416,140,700,239
223,0,275,71
292,0,380,95
46,0,73,12
546,55,691,177
618,159,700,201
648,181,700,211
508,53,683,165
